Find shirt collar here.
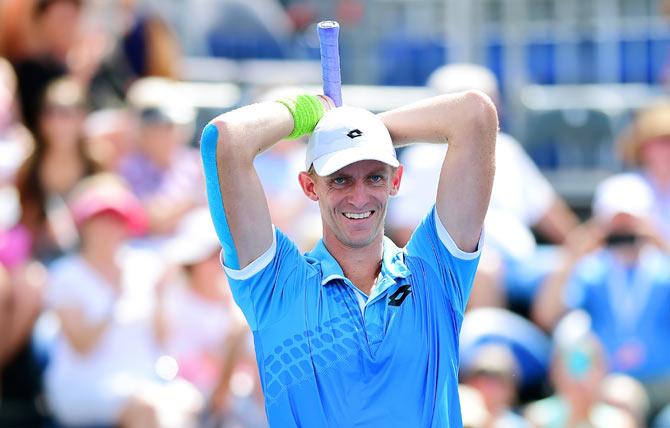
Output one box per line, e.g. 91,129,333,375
306,237,410,287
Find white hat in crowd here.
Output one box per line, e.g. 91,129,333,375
591,174,653,222
427,63,499,99
163,208,221,266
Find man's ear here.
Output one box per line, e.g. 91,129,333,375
298,171,319,201
389,165,403,197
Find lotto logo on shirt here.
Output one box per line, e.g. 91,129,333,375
388,284,412,307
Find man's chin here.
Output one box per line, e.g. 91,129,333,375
338,230,379,249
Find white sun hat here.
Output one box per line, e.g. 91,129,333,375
305,106,399,176
163,207,221,266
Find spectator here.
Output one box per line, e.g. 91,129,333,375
0,58,32,264
84,107,137,172
11,0,85,131
459,384,490,428
533,176,670,408
0,0,40,60
119,1,181,79
119,85,204,235
461,343,530,428
88,0,182,108
161,207,266,427
617,100,670,243
460,308,552,401
0,261,46,427
15,77,99,262
388,63,578,310
0,57,33,184
0,262,45,370
43,173,202,427
161,207,243,397
524,316,635,428
0,57,47,427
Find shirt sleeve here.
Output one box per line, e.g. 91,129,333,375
222,227,314,331
405,206,483,317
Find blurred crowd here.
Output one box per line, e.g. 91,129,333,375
0,1,265,427
0,0,669,428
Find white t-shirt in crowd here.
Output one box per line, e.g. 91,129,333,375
388,133,555,259
44,248,167,425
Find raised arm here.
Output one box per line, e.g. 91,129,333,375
201,102,294,269
532,223,605,330
379,91,498,252
201,96,332,269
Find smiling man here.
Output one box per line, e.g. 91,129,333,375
200,91,497,427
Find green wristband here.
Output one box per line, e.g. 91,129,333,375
277,94,325,140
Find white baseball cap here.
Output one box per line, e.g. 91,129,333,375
591,174,653,222
305,106,399,176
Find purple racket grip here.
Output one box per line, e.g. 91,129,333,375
317,21,342,107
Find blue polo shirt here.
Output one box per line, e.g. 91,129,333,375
223,207,481,427
564,247,670,381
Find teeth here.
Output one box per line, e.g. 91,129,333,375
344,211,372,219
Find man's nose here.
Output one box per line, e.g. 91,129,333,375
348,181,369,208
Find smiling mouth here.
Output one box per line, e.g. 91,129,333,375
343,211,374,220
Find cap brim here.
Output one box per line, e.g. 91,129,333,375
73,202,147,237
312,146,399,176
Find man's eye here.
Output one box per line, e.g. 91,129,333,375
332,177,347,185
369,175,384,183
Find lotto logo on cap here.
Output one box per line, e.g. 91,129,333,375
305,106,399,176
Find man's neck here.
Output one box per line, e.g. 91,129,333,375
323,234,384,296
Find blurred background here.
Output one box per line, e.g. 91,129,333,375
1,0,670,427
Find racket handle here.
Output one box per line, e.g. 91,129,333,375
317,20,342,107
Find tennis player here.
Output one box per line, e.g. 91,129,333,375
200,91,497,427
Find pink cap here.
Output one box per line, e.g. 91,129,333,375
69,174,147,236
